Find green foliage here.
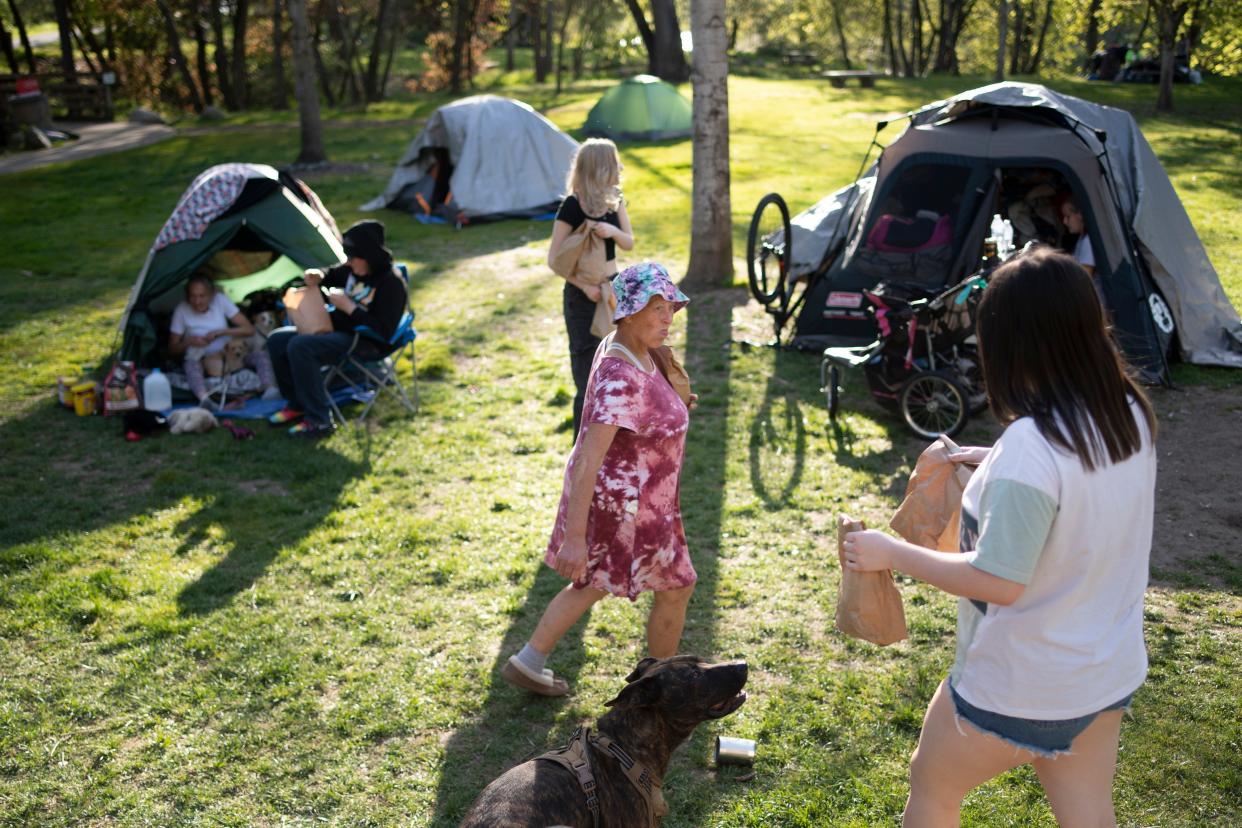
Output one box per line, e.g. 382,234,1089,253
0,75,1239,826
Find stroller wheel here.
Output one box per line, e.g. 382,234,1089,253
827,364,842,422
899,371,968,440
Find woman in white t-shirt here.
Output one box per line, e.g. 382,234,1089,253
843,246,1158,826
168,273,276,405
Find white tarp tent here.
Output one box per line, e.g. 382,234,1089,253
361,95,579,220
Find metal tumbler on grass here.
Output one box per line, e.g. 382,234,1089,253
714,735,756,766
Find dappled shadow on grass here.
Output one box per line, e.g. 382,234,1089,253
0,399,368,618
428,565,594,825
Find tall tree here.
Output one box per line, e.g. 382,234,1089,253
271,0,288,108
156,0,205,111
193,11,214,107
1084,0,1102,68
5,0,36,73
829,0,852,69
229,0,250,109
995,0,1008,81
623,0,689,81
1,13,18,73
363,0,395,100
684,0,732,287
1152,0,1194,111
210,1,236,108
52,0,75,77
287,0,326,164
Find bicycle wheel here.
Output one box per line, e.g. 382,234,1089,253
747,193,792,307
899,371,968,439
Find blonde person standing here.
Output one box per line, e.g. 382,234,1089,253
843,247,1158,827
501,264,696,697
548,138,634,438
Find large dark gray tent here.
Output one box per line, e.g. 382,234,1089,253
758,82,1242,381
361,95,579,222
119,163,344,365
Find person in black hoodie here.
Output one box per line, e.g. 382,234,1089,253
267,220,408,437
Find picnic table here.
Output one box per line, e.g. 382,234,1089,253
822,70,880,88
782,51,819,67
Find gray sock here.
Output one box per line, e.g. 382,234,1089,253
515,643,548,674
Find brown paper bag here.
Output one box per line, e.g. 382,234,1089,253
889,436,976,552
283,286,332,334
835,515,908,646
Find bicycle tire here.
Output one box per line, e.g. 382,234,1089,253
747,193,792,307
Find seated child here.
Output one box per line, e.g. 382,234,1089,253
168,272,278,406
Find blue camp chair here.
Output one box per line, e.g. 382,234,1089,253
322,264,418,424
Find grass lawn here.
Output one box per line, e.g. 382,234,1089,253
1,72,1240,826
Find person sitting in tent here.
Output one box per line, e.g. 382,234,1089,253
266,220,407,438
1057,194,1094,276
167,272,278,407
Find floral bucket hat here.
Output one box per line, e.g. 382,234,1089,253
611,262,690,322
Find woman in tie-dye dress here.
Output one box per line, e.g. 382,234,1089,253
500,263,698,697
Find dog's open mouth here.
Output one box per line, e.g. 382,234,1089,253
707,690,748,718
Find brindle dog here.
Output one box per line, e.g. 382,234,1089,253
460,655,748,828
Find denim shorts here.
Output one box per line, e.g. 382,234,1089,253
949,681,1134,758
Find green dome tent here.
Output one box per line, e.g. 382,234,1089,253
583,75,692,142
119,163,344,366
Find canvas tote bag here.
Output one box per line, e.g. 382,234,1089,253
649,345,692,407
835,515,908,646
283,286,332,335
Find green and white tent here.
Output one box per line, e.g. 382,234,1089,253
119,163,344,365
583,75,692,142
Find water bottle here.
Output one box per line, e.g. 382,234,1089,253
143,367,172,412
989,213,1005,243
1000,219,1014,256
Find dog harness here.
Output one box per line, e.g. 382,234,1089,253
536,726,668,827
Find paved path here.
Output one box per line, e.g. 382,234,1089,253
0,121,175,175
0,117,424,175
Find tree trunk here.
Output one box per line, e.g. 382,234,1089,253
272,0,288,108
1009,0,1023,75
194,13,214,107
1025,0,1054,74
555,0,575,93
685,0,732,288
450,0,469,92
287,0,326,164
156,0,205,111
364,0,393,100
230,0,250,109
505,1,516,71
830,0,852,69
1084,0,1101,68
883,0,896,74
909,0,922,76
625,0,688,82
311,15,336,106
1153,0,1190,112
52,0,74,78
5,0,36,73
68,0,108,70
995,0,1007,82
210,2,236,108
0,16,17,73
543,0,554,79
622,0,656,58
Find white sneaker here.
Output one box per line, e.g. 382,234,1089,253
261,386,282,401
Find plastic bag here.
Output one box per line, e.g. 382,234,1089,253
102,360,141,416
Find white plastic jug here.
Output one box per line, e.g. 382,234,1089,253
143,368,172,411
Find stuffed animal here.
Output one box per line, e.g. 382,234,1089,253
168,407,217,434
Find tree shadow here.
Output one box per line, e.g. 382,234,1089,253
426,283,745,824
0,399,369,617
427,566,594,825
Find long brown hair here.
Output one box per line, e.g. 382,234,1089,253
977,245,1157,470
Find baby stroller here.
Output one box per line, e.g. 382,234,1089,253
820,272,989,438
